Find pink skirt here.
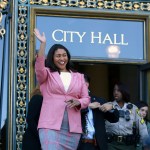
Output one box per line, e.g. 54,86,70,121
39,110,81,150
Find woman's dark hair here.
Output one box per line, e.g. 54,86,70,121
45,44,75,72
135,101,148,109
114,82,130,102
83,73,91,84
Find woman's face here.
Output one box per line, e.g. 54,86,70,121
113,85,122,102
53,48,68,72
139,106,148,119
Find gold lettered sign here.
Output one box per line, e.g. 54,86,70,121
30,8,148,63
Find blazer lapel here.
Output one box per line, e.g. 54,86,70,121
52,71,66,93
67,71,76,93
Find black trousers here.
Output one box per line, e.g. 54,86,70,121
77,142,100,150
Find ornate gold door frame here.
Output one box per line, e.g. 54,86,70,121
4,0,150,150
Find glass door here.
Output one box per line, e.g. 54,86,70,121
140,63,150,106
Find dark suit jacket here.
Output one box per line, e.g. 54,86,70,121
78,95,119,150
22,95,43,150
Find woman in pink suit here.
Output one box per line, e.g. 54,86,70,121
34,29,90,150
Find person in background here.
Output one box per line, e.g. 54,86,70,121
105,82,149,150
34,28,90,150
22,85,43,150
135,101,150,150
77,74,119,150
135,101,150,134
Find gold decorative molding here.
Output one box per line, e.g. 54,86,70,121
0,12,6,38
0,0,8,10
0,0,9,38
16,5,28,150
29,0,150,11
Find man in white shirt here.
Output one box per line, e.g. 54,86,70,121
77,74,119,150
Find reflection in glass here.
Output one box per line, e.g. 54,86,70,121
106,45,120,58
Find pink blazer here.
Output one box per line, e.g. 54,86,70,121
35,56,90,133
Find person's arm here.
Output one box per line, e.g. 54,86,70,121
99,101,119,123
77,74,90,109
65,74,90,110
103,108,119,123
34,29,48,84
85,96,119,123
99,102,113,112
34,28,46,57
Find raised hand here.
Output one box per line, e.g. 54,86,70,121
34,28,46,43
34,28,46,56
